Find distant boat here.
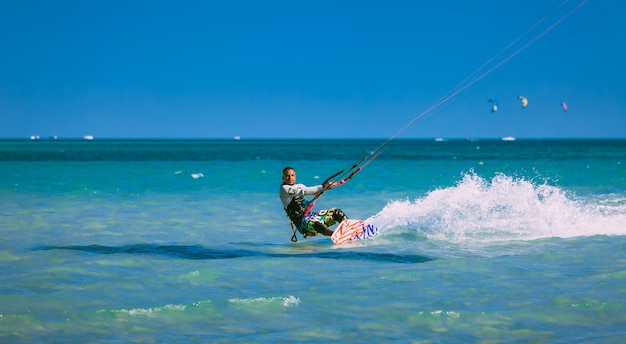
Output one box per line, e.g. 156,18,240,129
30,135,40,140
433,138,446,142
233,136,241,140
84,135,94,140
501,136,516,141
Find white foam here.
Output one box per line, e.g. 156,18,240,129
368,172,626,243
108,304,187,317
229,295,300,307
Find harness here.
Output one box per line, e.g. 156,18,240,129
283,185,313,242
284,195,308,226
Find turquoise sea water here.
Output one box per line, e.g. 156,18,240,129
1,139,625,343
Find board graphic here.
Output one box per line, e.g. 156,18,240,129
331,219,379,245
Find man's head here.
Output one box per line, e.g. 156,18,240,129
282,167,296,185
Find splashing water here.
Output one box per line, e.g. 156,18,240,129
368,173,626,246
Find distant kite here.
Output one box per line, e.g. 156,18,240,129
561,102,568,112
488,99,499,113
518,96,528,108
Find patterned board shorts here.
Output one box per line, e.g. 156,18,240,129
299,208,341,234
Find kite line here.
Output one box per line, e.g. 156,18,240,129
315,0,589,192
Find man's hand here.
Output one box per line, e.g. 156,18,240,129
322,181,337,190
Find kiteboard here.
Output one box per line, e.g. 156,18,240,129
331,219,379,245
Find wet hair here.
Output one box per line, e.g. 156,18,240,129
282,166,295,175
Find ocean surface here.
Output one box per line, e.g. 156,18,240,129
1,138,625,343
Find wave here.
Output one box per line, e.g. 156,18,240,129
368,172,626,247
229,295,300,308
36,244,433,264
100,303,191,317
98,296,299,319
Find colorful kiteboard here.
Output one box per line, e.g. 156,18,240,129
331,219,379,245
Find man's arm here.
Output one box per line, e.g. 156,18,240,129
280,183,323,208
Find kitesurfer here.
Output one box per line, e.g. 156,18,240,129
279,167,347,238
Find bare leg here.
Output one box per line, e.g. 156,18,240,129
313,221,334,236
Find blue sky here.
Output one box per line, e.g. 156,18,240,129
1,0,625,139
